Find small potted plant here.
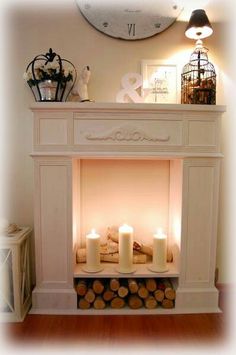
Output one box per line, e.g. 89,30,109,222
24,48,77,102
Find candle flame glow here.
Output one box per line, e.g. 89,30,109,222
154,228,167,239
157,227,163,234
119,224,134,233
87,229,100,239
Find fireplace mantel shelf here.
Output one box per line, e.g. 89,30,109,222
31,102,225,158
30,103,225,315
30,101,226,112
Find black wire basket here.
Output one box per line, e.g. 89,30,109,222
181,46,216,105
24,48,77,102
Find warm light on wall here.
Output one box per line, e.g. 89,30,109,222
172,217,181,244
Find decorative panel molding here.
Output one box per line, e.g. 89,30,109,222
33,111,72,150
31,102,225,156
39,119,68,145
40,164,68,283
83,125,170,143
187,120,217,147
74,120,182,146
179,159,220,289
185,166,214,282
34,158,74,289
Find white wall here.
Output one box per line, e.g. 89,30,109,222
0,0,233,283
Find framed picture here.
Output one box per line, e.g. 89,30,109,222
141,60,180,104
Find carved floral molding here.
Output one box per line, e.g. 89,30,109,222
84,125,170,143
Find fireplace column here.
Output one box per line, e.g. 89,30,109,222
176,158,221,311
32,156,77,311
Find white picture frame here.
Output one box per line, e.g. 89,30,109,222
141,60,180,104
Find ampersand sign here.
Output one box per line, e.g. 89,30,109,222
116,73,149,103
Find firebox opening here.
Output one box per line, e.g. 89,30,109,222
72,158,182,268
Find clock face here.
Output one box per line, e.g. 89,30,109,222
76,0,184,40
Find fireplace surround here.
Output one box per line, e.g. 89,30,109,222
30,102,225,314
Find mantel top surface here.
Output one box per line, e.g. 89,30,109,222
30,102,226,113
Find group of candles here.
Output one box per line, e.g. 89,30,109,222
83,224,168,274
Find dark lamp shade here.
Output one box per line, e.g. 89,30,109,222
185,9,213,39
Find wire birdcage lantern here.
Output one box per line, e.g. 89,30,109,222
181,45,216,105
24,48,77,102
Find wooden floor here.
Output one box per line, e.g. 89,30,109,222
1,286,231,350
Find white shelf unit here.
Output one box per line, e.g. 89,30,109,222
74,262,179,278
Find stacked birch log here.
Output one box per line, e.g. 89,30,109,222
76,277,176,310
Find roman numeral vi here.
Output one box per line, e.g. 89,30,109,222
128,23,136,36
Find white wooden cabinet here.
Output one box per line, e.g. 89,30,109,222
0,227,32,322
30,102,225,314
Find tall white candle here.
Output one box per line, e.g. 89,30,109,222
118,224,134,273
152,228,168,272
84,229,102,272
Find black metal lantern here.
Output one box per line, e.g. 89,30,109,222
24,48,77,102
181,43,216,105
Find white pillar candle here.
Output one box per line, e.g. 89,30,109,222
118,224,135,273
84,229,102,272
151,228,168,272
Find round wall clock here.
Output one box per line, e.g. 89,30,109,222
76,0,184,40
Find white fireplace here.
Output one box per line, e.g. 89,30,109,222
30,102,225,314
